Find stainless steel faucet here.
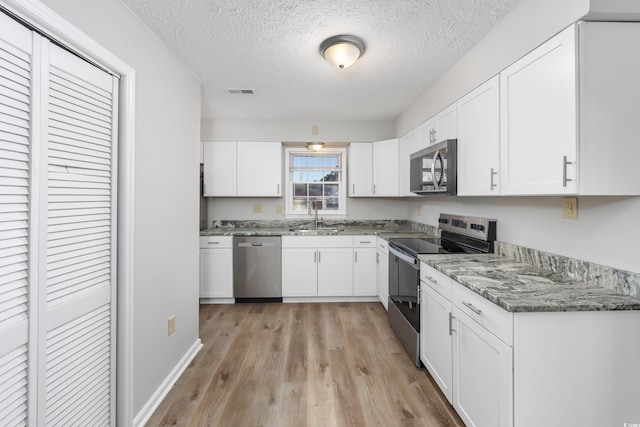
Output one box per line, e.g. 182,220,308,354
309,200,322,229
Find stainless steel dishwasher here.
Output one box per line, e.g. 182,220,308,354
233,236,282,302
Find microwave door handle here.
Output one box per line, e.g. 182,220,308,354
431,151,440,190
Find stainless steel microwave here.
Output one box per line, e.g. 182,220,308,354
410,139,457,195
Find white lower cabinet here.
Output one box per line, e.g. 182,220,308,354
199,236,234,299
420,285,453,403
421,262,640,427
453,306,513,427
420,262,513,427
353,237,377,296
282,236,353,297
376,237,389,310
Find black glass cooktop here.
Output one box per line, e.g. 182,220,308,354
389,237,447,256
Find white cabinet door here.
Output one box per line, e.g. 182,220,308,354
372,138,399,196
434,103,457,142
377,238,389,310
500,26,577,195
420,285,453,403
199,248,233,298
457,75,501,196
399,129,421,196
453,307,513,427
348,143,373,196
203,141,237,196
353,247,377,296
317,247,354,296
282,248,318,297
236,141,282,197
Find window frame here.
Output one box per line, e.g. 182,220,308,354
284,146,347,218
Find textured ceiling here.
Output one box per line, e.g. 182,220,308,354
120,0,525,121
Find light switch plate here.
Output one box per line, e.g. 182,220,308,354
562,197,578,220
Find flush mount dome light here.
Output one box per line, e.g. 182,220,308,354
320,35,366,69
307,142,325,151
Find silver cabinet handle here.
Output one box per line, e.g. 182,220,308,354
352,184,355,194
277,183,280,195
376,253,379,264
449,312,455,335
373,184,376,195
355,251,358,263
426,276,438,285
562,155,573,187
207,241,220,245
417,285,421,304
462,301,482,315
490,168,498,190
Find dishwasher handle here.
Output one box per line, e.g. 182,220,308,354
238,242,277,248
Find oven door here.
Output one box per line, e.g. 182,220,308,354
388,244,420,332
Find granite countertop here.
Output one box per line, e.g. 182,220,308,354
200,226,432,240
419,254,640,313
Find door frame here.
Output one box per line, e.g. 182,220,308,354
0,0,136,425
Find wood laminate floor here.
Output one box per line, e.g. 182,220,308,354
147,302,464,427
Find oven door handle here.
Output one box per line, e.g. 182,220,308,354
389,245,418,266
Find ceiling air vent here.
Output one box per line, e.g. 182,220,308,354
227,88,254,95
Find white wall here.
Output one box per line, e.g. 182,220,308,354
408,197,640,274
202,118,395,142
40,0,202,417
207,197,408,224
398,0,640,275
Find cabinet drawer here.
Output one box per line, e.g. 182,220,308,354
353,236,376,247
282,235,353,248
420,263,452,300
376,237,389,255
199,235,232,248
453,282,513,346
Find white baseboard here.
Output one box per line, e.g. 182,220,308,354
282,296,379,303
133,338,203,427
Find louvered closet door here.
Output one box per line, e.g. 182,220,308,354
0,13,33,427
42,42,118,426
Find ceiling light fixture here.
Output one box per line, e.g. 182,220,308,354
319,35,366,69
307,142,325,151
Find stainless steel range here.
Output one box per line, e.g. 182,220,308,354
387,213,496,367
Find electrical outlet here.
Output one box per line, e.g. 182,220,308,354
276,204,283,214
312,125,319,135
417,206,422,216
253,204,262,214
168,315,176,336
562,197,578,220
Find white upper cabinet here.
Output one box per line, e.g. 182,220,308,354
236,141,282,197
434,103,457,142
399,129,421,196
420,104,458,146
500,26,577,195
372,138,400,196
348,143,373,197
500,22,640,196
203,141,282,197
457,75,501,196
203,141,237,196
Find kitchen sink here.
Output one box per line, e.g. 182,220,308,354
288,228,343,235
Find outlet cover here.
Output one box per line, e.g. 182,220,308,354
312,125,319,135
253,204,262,214
168,315,176,336
276,204,283,214
562,197,578,220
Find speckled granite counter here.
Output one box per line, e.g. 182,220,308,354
200,220,438,240
419,253,640,312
